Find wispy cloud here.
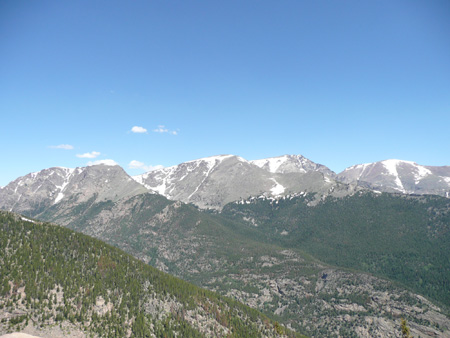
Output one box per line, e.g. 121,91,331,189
131,126,148,133
76,151,100,159
153,125,177,135
129,160,164,172
87,159,118,166
49,144,74,150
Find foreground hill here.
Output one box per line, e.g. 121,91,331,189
0,211,301,338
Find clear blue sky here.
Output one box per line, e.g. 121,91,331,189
1,0,449,186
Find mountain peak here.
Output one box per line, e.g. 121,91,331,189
0,164,147,216
250,154,335,176
87,159,119,167
338,159,449,197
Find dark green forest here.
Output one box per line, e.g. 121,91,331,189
222,192,450,307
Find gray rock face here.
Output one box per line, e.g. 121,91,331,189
338,159,450,197
133,154,340,209
0,164,148,216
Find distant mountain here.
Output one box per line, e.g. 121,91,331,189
133,154,346,209
0,163,147,216
338,159,450,197
0,211,300,338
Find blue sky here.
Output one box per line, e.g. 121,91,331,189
1,0,449,186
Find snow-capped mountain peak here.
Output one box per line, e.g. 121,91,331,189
250,154,336,177
338,159,449,197
132,154,340,209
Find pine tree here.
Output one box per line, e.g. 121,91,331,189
401,318,412,338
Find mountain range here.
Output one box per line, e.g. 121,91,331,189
1,154,449,214
1,154,450,337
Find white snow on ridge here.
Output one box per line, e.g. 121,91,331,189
251,156,289,173
151,166,176,196
184,154,234,166
414,165,432,184
53,168,76,204
132,155,238,198
343,162,371,181
187,157,224,199
381,160,406,192
382,159,431,186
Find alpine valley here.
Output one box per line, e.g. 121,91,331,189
1,154,450,338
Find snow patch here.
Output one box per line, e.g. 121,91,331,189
54,168,76,204
324,176,332,183
151,166,176,196
414,165,432,184
382,160,406,192
269,178,285,196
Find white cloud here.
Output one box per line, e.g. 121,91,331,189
129,160,164,172
131,126,148,133
153,125,178,135
76,151,101,159
153,125,168,133
49,144,74,150
87,159,118,166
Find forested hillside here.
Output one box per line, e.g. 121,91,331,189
0,211,302,338
222,191,450,307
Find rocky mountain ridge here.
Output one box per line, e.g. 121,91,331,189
337,159,450,198
132,154,349,209
1,155,448,215
0,164,147,216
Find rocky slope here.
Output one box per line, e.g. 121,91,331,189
338,159,450,197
